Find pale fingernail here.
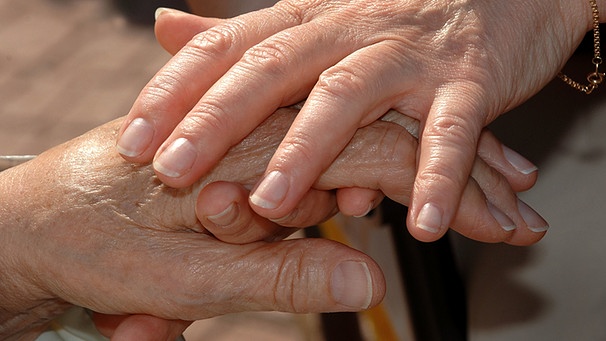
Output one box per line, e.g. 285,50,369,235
153,138,197,178
331,261,373,309
116,118,154,158
206,202,238,227
250,171,289,210
518,199,549,232
502,145,538,175
155,7,172,20
487,202,517,231
416,203,443,233
353,202,374,218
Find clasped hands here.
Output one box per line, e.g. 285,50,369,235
116,0,592,240
2,107,542,340
0,4,563,340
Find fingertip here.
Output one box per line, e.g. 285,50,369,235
154,7,175,21
329,253,386,311
415,202,445,234
198,182,283,244
197,182,243,231
249,169,306,221
501,145,538,175
249,170,290,211
330,261,374,309
116,117,155,160
405,202,449,243
152,138,208,188
335,187,383,217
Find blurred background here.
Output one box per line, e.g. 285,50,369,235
2,0,606,340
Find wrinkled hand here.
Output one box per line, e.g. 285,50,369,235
2,106,544,339
196,109,547,246
0,115,380,340
116,0,591,237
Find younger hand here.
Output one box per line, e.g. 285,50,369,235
117,1,589,236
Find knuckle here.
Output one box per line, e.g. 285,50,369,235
139,72,191,114
187,21,244,57
416,154,467,196
272,240,332,312
316,66,367,101
425,114,478,148
239,37,298,76
279,131,318,171
277,0,319,20
376,124,417,167
180,101,234,140
371,124,417,201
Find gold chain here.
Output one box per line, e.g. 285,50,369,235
558,0,604,94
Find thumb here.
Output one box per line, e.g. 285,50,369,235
154,9,224,55
173,238,386,316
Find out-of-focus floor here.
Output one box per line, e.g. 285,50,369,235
0,0,320,339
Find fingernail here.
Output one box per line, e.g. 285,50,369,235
353,202,374,218
416,203,443,233
331,261,373,310
250,171,289,210
487,202,517,231
502,145,538,175
155,7,172,20
518,199,549,232
153,138,197,178
206,202,238,227
116,118,154,158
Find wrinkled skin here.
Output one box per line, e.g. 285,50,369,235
1,107,544,340
117,0,602,240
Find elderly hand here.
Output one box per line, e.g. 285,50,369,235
115,0,595,237
1,105,544,339
0,114,382,340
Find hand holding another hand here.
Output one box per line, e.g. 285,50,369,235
117,0,590,237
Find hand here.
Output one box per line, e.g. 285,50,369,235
0,116,383,340
150,9,546,244
1,107,544,339
196,109,547,246
116,0,594,237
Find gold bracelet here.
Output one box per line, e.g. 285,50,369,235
558,0,604,94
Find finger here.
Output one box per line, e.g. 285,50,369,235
249,42,412,218
151,17,365,188
143,238,386,318
154,9,224,55
312,119,545,245
382,112,539,193
197,182,281,244
336,187,384,218
476,130,538,192
116,7,304,163
93,313,190,341
469,156,547,245
268,187,339,228
407,81,485,237
198,181,340,244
